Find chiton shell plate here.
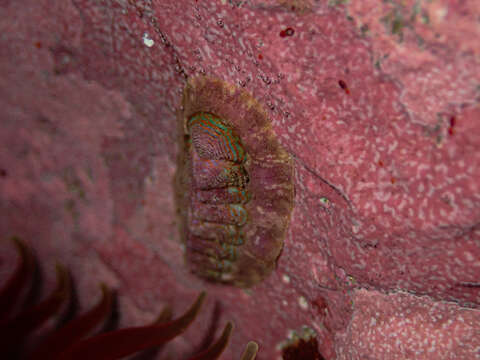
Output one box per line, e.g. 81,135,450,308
176,76,294,287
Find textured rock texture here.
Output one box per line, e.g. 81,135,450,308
0,0,479,359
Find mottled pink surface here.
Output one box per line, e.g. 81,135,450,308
0,0,479,359
337,289,480,359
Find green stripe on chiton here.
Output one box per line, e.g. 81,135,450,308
176,77,294,287
188,112,246,163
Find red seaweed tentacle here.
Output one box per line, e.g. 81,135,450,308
57,292,206,360
240,341,259,360
0,263,71,357
154,304,173,324
29,283,113,360
0,237,34,321
139,304,174,358
187,321,233,360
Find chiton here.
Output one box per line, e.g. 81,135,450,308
176,76,294,287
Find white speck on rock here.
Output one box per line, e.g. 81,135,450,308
142,32,154,47
464,251,474,262
298,296,308,310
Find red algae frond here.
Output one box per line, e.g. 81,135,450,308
57,292,206,360
31,284,113,359
0,237,34,321
0,262,71,359
241,341,259,360
0,238,260,359
188,322,233,360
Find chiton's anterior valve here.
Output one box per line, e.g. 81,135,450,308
176,77,294,287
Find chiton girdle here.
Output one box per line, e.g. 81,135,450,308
176,76,294,287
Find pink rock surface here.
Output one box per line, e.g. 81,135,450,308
337,289,480,360
0,0,479,359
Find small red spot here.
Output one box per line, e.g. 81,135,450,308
313,296,328,318
447,116,456,136
390,177,396,184
258,54,263,60
315,297,327,310
449,116,456,127
378,160,384,167
34,41,42,49
279,27,295,38
338,80,350,95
